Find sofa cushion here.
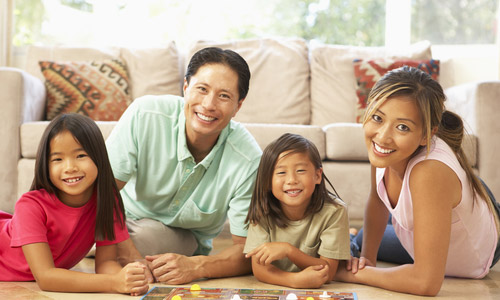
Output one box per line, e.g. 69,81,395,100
243,123,325,160
26,44,182,102
39,59,132,121
309,40,432,126
186,38,311,125
120,43,182,99
353,58,440,123
20,121,118,159
323,123,368,161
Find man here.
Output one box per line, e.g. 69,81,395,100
105,47,262,284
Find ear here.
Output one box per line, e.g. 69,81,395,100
232,98,245,117
420,126,438,146
183,78,188,94
315,167,323,185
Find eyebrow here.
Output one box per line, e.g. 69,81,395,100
274,162,309,169
49,148,86,156
376,108,417,125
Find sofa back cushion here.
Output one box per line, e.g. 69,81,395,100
26,43,182,103
186,38,311,125
309,40,433,126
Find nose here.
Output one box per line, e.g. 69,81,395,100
64,159,78,173
286,172,298,185
201,93,217,110
377,123,393,143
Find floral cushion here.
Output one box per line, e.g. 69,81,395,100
39,59,132,121
353,58,440,122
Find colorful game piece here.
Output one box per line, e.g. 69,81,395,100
286,293,298,300
171,295,182,300
319,291,330,298
231,294,241,300
190,284,201,291
306,297,314,300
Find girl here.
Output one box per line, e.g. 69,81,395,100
0,113,149,295
244,133,351,288
337,66,500,296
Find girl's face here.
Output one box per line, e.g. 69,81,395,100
271,151,322,220
364,96,427,176
49,130,98,207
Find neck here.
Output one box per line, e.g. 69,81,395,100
186,134,218,163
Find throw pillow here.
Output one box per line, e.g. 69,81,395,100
353,58,440,123
39,59,133,121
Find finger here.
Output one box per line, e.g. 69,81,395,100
346,258,352,271
351,258,359,274
145,254,161,262
359,257,366,269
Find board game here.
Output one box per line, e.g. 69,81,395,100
141,285,358,300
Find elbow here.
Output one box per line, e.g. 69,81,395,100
412,277,443,296
35,278,55,292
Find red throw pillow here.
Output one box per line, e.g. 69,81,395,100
353,58,440,122
39,59,133,121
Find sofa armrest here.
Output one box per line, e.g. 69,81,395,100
445,81,500,198
0,67,46,213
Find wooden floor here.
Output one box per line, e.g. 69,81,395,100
2,236,500,299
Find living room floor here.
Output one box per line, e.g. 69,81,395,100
1,236,499,300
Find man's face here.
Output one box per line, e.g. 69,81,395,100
183,63,243,146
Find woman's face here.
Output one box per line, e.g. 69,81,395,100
364,96,427,176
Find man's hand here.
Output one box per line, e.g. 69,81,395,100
145,253,199,284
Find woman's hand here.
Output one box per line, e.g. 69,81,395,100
346,256,375,274
245,242,291,265
114,261,150,296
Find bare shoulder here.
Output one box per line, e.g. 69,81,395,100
410,159,461,207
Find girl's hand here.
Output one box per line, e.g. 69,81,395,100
114,262,150,296
245,242,291,265
293,265,329,289
346,256,375,274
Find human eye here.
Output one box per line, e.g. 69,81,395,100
275,170,286,176
371,114,382,123
396,124,410,132
50,157,62,162
219,93,232,101
297,169,306,174
197,86,208,93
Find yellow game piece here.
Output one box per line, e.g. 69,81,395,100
172,295,182,300
190,283,201,291
307,297,314,300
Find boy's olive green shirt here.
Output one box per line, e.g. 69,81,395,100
106,95,262,255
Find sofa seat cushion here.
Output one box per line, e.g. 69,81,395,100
324,123,368,161
243,123,326,160
187,38,311,125
20,121,118,159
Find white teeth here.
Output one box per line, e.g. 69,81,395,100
374,142,395,154
285,190,301,195
65,178,81,183
197,113,215,121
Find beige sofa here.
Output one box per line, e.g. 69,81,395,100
1,38,498,225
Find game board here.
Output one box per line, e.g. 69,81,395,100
141,285,358,300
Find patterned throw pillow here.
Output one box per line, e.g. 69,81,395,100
353,58,440,123
39,59,133,121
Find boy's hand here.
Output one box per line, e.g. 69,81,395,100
293,265,329,289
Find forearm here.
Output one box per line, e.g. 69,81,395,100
116,238,144,266
360,199,389,262
193,243,251,279
253,263,305,288
34,268,118,293
347,264,443,296
96,259,123,275
287,246,328,270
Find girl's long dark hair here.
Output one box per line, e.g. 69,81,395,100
245,133,342,228
31,113,125,240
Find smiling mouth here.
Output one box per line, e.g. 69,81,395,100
285,189,302,195
63,177,83,183
196,112,216,122
373,142,395,154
